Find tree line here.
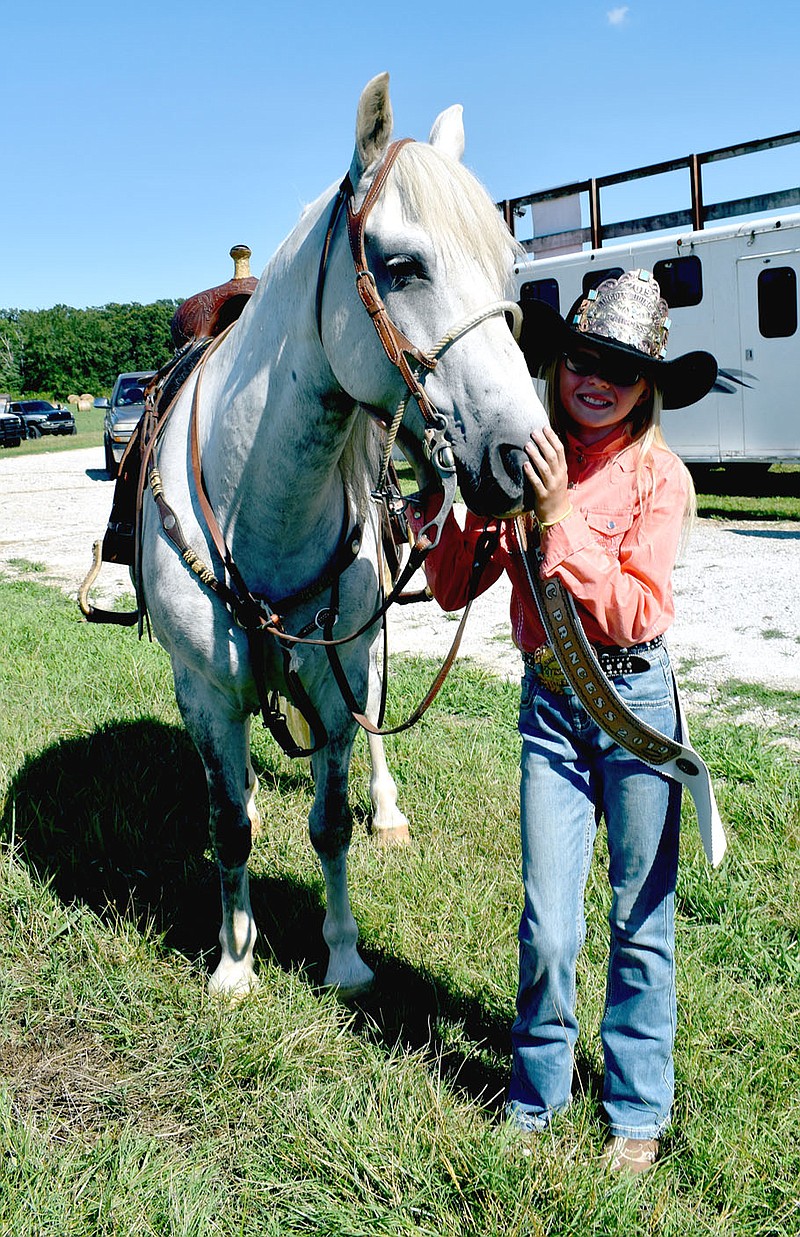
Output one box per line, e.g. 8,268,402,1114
0,300,182,398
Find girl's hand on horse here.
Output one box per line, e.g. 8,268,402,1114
523,425,571,527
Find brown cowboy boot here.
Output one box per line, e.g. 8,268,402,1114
601,1135,660,1175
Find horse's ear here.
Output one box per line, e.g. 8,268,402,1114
352,72,393,178
428,105,465,162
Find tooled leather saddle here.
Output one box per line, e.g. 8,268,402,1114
100,244,259,567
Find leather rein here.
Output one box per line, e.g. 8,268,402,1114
150,138,519,753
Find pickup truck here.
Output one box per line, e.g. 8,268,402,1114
8,399,77,439
0,396,23,447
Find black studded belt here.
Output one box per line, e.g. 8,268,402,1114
522,636,663,694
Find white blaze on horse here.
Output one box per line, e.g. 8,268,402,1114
138,73,548,997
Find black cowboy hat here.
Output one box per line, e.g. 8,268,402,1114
519,268,718,410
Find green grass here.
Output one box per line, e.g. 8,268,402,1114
6,557,47,574
1,576,799,1234
690,464,800,521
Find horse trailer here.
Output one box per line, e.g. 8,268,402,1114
501,131,800,470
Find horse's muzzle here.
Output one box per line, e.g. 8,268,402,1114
457,444,530,519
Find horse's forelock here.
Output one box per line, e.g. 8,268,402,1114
392,143,521,289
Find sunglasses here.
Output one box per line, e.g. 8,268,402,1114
563,350,645,389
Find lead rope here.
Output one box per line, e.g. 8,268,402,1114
375,300,524,493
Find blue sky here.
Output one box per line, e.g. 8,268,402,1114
3,0,797,310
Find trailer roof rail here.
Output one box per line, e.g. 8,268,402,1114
499,130,800,253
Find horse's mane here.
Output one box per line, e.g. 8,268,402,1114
339,412,383,513
393,141,521,290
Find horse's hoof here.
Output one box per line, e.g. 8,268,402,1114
328,975,375,1002
323,954,375,999
369,821,412,847
208,963,259,1003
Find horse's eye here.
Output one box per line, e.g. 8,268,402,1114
385,255,424,291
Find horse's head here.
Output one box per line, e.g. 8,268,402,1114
319,73,548,519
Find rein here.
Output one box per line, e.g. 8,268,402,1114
139,138,522,752
325,522,500,736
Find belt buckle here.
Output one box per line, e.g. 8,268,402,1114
533,644,569,695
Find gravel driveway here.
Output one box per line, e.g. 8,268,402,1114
2,447,799,696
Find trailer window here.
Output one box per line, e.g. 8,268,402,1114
520,279,560,313
582,268,624,297
653,256,703,308
757,266,797,338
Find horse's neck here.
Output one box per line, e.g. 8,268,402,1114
197,212,364,586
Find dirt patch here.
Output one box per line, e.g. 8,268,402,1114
2,447,799,700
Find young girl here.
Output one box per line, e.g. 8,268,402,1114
407,269,717,1174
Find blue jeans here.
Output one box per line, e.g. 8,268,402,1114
508,642,681,1139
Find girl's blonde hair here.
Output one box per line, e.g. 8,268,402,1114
540,358,697,533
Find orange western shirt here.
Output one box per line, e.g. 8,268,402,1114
407,423,689,651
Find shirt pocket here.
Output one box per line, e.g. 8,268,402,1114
585,509,634,555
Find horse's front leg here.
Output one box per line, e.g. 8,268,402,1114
310,741,375,997
367,732,411,845
365,643,410,844
173,664,258,997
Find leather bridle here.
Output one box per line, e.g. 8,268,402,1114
316,137,522,549
140,137,524,752
317,140,438,423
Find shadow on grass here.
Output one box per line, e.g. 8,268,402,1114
2,720,219,956
2,718,602,1114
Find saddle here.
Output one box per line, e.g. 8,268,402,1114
99,244,259,568
83,243,411,624
170,243,259,350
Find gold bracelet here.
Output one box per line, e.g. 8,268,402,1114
537,504,573,533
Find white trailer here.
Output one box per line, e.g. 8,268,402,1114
501,132,800,468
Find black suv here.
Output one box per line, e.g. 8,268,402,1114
9,399,77,439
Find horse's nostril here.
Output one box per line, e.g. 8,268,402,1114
456,443,530,518
499,443,525,488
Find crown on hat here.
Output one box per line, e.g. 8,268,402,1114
572,268,671,359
